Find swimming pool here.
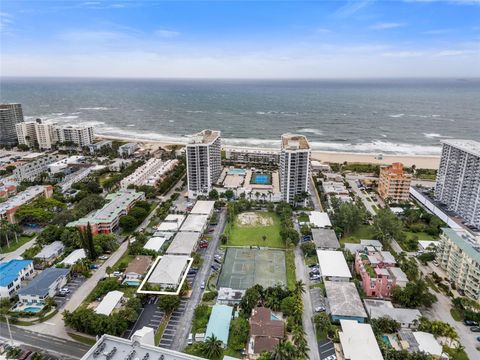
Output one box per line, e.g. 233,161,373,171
382,335,392,346
124,280,141,286
227,169,246,175
23,306,43,313
251,174,270,185
271,313,281,321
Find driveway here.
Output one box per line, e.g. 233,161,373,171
169,208,227,351
294,245,321,360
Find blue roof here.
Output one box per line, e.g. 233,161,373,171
205,304,233,345
0,260,33,287
18,267,70,297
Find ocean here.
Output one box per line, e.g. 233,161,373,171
1,78,479,155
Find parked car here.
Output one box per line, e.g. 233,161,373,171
60,287,70,293
470,326,480,332
477,336,480,342
308,263,319,268
113,271,123,277
200,281,205,290
90,264,99,269
433,260,439,267
211,265,219,271
188,269,198,275
310,274,321,280
98,255,109,260
324,355,337,360
19,351,32,360
464,320,479,326
315,306,326,312
199,242,208,249
187,333,194,345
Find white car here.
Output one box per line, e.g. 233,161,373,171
60,287,70,293
113,271,123,277
324,355,337,360
98,255,109,260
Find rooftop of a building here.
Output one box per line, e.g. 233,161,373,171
147,255,190,285
205,304,233,345
18,267,70,297
143,236,168,252
125,256,153,275
166,231,200,255
188,129,221,145
388,267,409,283
339,320,383,360
35,241,65,259
442,228,480,263
418,240,439,251
60,248,86,266
311,228,340,249
364,299,421,325
250,307,285,338
441,139,480,158
308,211,332,228
80,334,206,360
281,133,310,150
324,281,367,319
413,331,443,357
180,214,209,232
0,259,33,287
0,185,50,214
95,290,124,316
317,250,352,278
164,214,187,223
190,200,216,215
217,287,245,302
380,162,411,177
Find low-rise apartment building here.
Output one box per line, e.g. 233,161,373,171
436,228,480,300
224,148,280,166
34,241,65,268
18,267,70,305
67,190,145,235
88,140,112,154
0,185,54,223
378,162,412,202
120,158,178,188
0,260,34,299
355,247,407,298
13,154,63,181
118,143,139,157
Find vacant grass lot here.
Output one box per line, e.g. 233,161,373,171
340,224,377,244
0,234,35,254
403,231,437,241
227,212,284,248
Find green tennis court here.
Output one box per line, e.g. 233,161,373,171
217,247,287,290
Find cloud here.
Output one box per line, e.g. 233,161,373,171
370,22,405,30
335,0,374,17
422,29,455,34
155,29,180,38
381,51,424,57
0,12,14,30
434,49,476,56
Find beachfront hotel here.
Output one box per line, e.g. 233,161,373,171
186,129,222,198
0,103,24,146
378,162,412,202
279,133,311,205
434,139,480,229
16,119,57,150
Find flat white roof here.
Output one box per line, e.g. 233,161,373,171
317,250,352,278
35,241,64,259
180,214,209,232
157,221,182,232
309,211,332,228
418,240,439,250
190,200,215,215
166,232,200,255
164,214,186,223
148,255,190,285
413,332,443,357
143,237,167,252
95,290,124,316
339,320,383,360
60,248,86,266
442,139,480,158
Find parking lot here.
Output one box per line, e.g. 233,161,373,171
318,340,336,360
53,274,85,309
159,298,188,348
309,287,327,313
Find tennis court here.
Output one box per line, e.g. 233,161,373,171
217,247,287,290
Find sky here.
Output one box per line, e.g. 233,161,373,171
1,0,479,78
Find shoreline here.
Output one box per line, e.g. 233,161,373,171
96,134,440,169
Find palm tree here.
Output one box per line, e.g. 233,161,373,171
269,341,296,360
202,335,223,359
291,324,306,345
294,280,306,297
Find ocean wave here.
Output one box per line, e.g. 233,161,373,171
77,107,114,111
297,128,324,136
389,114,405,118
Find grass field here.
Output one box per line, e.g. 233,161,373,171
0,234,35,254
340,224,377,244
227,211,284,248
404,231,437,241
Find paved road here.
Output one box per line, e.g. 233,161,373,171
417,261,479,360
309,176,323,211
346,177,377,215
294,245,321,360
0,323,90,359
170,208,227,351
1,237,37,261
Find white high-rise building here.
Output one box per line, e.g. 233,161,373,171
435,139,480,229
280,133,311,205
16,119,57,150
186,129,221,198
54,124,94,147
0,103,24,146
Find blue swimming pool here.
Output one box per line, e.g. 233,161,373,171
271,313,281,321
227,169,246,175
252,174,270,184
382,335,391,346
124,280,141,286
23,306,43,313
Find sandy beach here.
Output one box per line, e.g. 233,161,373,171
97,134,440,169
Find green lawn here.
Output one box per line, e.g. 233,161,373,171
285,248,296,291
403,231,437,241
227,212,284,248
340,224,377,244
0,234,35,254
450,308,463,322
